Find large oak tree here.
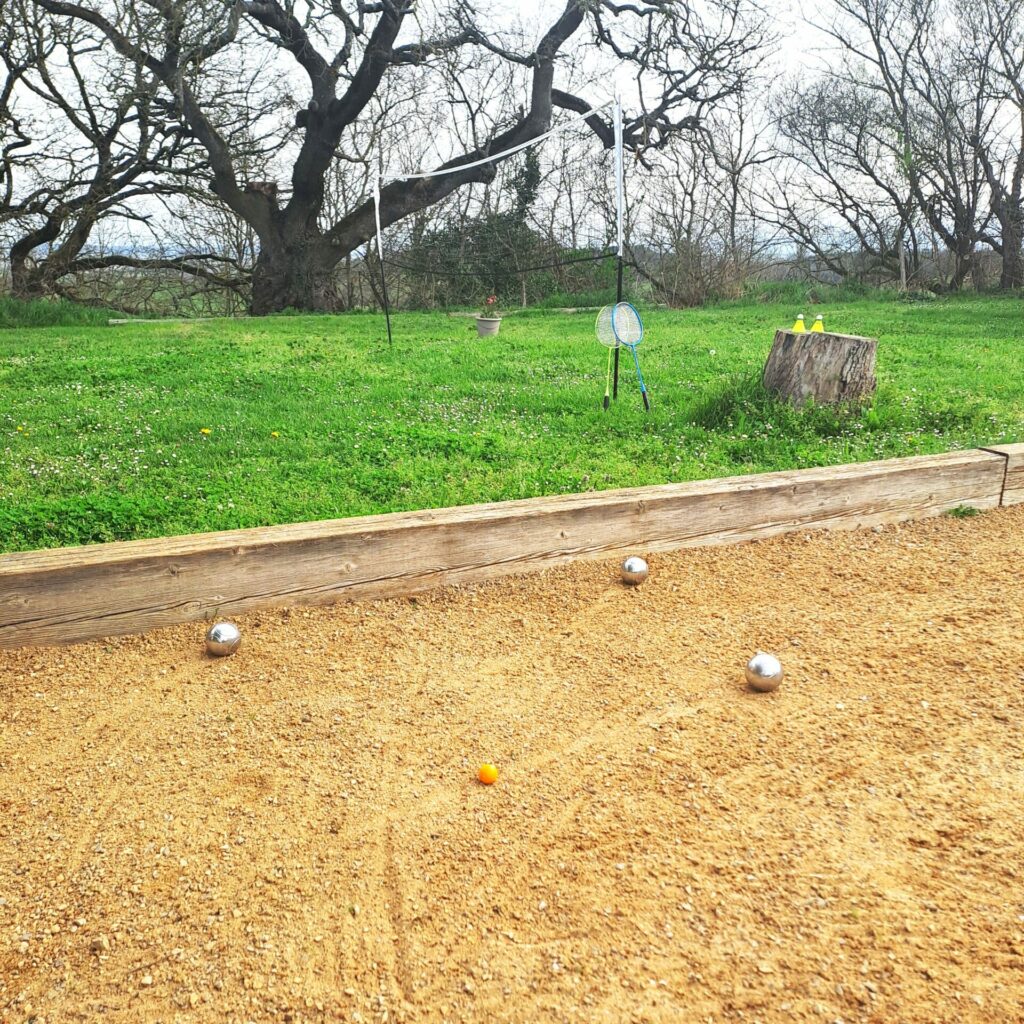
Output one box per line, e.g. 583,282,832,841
35,0,764,313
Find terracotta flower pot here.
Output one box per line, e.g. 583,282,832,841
475,317,502,337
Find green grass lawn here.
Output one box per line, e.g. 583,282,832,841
1,294,1022,553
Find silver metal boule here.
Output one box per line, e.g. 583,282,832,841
745,652,783,692
205,621,241,657
621,556,649,585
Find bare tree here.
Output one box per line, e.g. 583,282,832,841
0,0,255,303
766,76,923,286
629,96,776,305
0,4,36,231
764,0,1024,291
35,0,766,314
962,0,1024,288
815,0,995,290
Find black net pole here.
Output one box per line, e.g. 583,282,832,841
380,257,393,345
372,180,393,345
613,254,622,399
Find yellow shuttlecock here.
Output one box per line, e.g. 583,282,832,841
811,315,825,333
792,313,806,332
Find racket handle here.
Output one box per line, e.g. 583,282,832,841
642,390,650,412
603,394,610,410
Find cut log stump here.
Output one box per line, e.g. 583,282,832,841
763,329,877,405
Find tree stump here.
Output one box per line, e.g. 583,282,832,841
762,330,877,405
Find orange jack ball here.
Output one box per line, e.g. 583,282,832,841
478,763,499,785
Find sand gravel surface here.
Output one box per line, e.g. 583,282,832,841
2,507,1024,1023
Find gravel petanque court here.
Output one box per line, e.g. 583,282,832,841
2,506,1023,1023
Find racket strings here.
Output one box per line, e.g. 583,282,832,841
595,305,617,348
611,303,643,347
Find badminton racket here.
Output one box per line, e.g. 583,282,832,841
596,302,649,411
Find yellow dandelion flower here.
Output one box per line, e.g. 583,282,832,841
271,431,280,438
200,427,212,435
16,426,23,432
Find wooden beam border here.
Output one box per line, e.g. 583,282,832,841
0,448,1012,649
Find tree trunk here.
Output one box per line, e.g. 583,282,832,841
10,205,106,301
9,212,63,299
1000,216,1023,290
763,329,877,405
971,253,988,292
250,237,341,314
9,258,46,299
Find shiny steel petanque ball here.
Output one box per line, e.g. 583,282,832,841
205,621,241,657
621,556,649,585
745,652,783,692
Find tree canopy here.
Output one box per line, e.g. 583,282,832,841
24,0,763,312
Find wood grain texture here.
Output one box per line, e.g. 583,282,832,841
980,443,1024,505
763,330,877,405
0,449,1007,649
